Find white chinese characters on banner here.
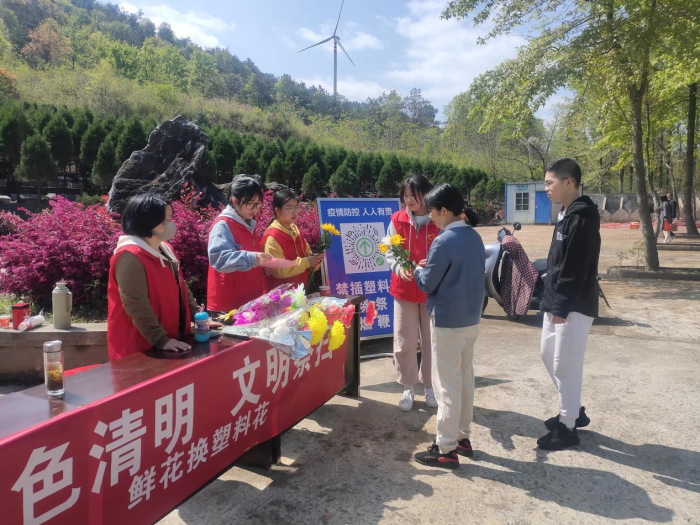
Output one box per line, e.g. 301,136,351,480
155,384,194,454
230,356,261,417
12,442,81,525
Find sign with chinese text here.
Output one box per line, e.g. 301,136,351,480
317,198,401,338
0,337,348,525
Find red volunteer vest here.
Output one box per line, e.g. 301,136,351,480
107,243,192,361
389,209,440,304
262,225,310,288
207,216,267,312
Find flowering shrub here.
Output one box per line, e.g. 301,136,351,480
0,211,24,237
253,190,321,252
0,197,121,308
170,184,221,302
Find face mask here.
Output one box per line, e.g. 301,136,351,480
153,221,176,242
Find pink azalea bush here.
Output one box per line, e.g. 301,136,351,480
0,197,121,308
0,184,323,310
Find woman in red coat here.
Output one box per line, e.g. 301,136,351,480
386,174,441,412
107,194,208,360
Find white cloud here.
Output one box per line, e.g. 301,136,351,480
386,1,524,116
119,3,235,48
300,75,389,102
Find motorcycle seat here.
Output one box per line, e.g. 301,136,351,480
532,258,548,273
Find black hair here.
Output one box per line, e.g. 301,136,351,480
545,157,582,187
228,174,264,205
400,173,433,204
121,193,169,238
464,207,480,227
424,183,475,225
272,189,298,219
660,194,668,203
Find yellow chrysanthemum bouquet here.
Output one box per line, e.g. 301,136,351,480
309,223,341,289
378,234,414,271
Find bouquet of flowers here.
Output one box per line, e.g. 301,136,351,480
378,234,414,271
217,284,307,326
310,223,341,288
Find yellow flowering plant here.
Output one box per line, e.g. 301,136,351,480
378,234,414,271
310,223,341,289
328,320,346,351
307,306,329,345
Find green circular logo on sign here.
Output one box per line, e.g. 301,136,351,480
376,256,385,265
355,237,374,258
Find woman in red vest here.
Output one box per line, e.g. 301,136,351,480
108,194,206,360
207,175,271,313
262,189,324,288
386,174,441,412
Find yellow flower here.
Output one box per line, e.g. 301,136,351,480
321,223,341,236
297,311,309,328
308,306,328,345
223,309,237,321
328,320,346,351
378,243,389,254
390,234,405,246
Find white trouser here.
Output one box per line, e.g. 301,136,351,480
663,230,672,243
430,315,480,453
541,311,594,429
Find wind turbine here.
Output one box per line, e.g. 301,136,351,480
298,0,355,100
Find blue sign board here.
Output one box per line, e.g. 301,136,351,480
317,198,401,338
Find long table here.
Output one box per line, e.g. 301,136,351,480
0,296,362,525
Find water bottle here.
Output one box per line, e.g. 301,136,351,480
194,312,210,342
52,282,72,329
43,340,65,399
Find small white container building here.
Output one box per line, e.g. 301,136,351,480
504,182,583,225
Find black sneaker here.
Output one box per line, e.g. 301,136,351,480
456,438,474,457
544,406,590,430
537,422,580,450
415,444,459,469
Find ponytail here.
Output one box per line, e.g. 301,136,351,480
463,207,479,227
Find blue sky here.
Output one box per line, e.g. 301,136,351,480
119,0,560,120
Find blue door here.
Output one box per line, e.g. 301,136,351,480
535,191,550,224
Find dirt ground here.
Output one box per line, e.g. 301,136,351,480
158,226,700,525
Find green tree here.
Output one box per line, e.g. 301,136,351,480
376,154,403,196
116,117,147,163
43,114,74,174
212,132,238,180
15,134,56,194
330,162,360,197
80,121,107,172
304,143,327,179
302,163,326,198
234,146,260,177
285,143,307,190
486,177,505,202
92,136,119,188
356,153,374,192
267,155,287,184
0,104,34,170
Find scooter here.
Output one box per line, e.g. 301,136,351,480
483,222,546,318
483,223,610,319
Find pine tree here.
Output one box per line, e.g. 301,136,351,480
43,114,73,174
15,134,57,194
267,155,287,184
330,161,360,197
92,137,119,188
116,117,147,163
302,163,326,198
80,120,107,173
234,146,261,177
376,154,402,197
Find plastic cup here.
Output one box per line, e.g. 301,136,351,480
319,286,330,297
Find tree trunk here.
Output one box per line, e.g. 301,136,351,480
628,81,660,270
684,82,699,235
629,166,633,192
618,169,624,193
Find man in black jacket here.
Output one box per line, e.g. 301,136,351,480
537,157,601,451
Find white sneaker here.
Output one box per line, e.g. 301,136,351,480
425,387,438,409
398,389,414,412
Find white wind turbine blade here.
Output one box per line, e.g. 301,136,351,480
333,0,345,36
336,38,355,66
298,36,333,53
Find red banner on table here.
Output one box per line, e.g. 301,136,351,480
0,337,347,525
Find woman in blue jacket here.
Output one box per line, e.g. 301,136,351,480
412,183,485,469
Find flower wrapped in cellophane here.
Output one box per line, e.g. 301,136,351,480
222,294,358,360
217,284,307,326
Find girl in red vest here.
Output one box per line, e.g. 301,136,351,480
207,175,271,313
262,189,324,288
108,194,212,360
386,174,441,412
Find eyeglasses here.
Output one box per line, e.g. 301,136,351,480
243,201,262,211
282,205,302,213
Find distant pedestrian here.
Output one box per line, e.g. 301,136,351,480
659,195,673,244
